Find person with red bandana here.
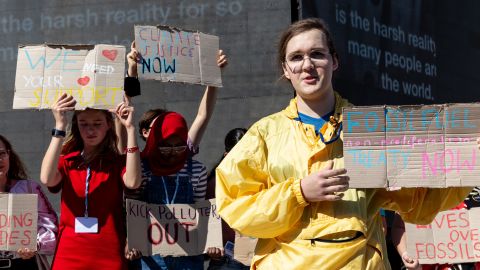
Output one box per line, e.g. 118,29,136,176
123,44,228,270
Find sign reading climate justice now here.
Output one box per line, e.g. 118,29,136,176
134,25,222,87
14,44,126,110
126,198,222,257
343,104,480,188
406,208,480,264
0,194,38,251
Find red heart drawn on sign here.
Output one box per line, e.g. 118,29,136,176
77,76,90,86
102,50,118,61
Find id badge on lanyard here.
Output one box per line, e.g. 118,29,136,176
75,166,98,233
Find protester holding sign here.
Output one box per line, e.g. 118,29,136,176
121,44,227,199
40,94,142,270
205,128,251,270
125,111,209,269
215,18,475,269
124,42,227,149
0,134,58,270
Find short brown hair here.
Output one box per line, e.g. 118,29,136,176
277,18,337,74
138,108,167,141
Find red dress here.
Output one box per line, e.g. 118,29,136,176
50,151,127,270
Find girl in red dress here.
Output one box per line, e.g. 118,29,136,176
40,94,142,270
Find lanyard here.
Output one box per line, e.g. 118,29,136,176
161,174,179,204
84,166,92,217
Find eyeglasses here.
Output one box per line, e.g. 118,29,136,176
0,150,9,160
284,50,330,74
158,145,187,155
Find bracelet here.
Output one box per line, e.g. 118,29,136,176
125,146,139,153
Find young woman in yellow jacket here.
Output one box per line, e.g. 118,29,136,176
215,18,474,269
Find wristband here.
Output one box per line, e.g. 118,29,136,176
124,77,141,97
125,146,139,153
51,129,66,138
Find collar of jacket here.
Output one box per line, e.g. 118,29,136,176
282,91,351,143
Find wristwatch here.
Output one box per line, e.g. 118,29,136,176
51,128,66,138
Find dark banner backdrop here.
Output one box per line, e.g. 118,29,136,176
299,0,480,106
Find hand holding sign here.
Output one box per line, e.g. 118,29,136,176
127,41,140,78
400,251,420,270
114,97,135,131
217,49,228,68
52,93,76,131
125,246,142,261
300,160,350,202
17,247,36,260
206,247,224,259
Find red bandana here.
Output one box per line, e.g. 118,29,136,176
141,112,188,176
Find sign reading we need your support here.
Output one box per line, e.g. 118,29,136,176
406,208,480,264
14,44,126,110
134,25,222,87
0,194,38,251
126,199,222,257
343,104,480,188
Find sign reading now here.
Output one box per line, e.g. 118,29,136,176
134,25,222,87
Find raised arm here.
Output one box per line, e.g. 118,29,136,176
115,100,142,189
188,50,228,146
40,94,76,187
391,213,420,270
127,41,139,78
116,42,141,151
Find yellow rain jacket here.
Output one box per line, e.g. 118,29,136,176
216,92,472,269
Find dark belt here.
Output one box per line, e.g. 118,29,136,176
310,231,364,244
0,259,11,269
0,257,37,269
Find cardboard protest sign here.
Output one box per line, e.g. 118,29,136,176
405,208,480,264
0,193,38,251
134,25,222,87
233,232,257,266
14,44,126,110
126,198,222,257
343,104,480,188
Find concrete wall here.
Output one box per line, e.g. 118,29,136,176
0,0,293,209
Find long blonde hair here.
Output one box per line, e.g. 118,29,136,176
61,109,119,164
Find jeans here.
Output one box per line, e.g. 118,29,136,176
208,256,250,270
130,255,204,270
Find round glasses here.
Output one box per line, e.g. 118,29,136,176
284,50,330,74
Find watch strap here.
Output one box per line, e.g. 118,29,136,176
51,128,66,138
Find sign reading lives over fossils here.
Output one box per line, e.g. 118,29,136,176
343,103,480,188
0,194,38,251
405,208,480,264
13,44,126,110
126,198,222,257
134,25,222,87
